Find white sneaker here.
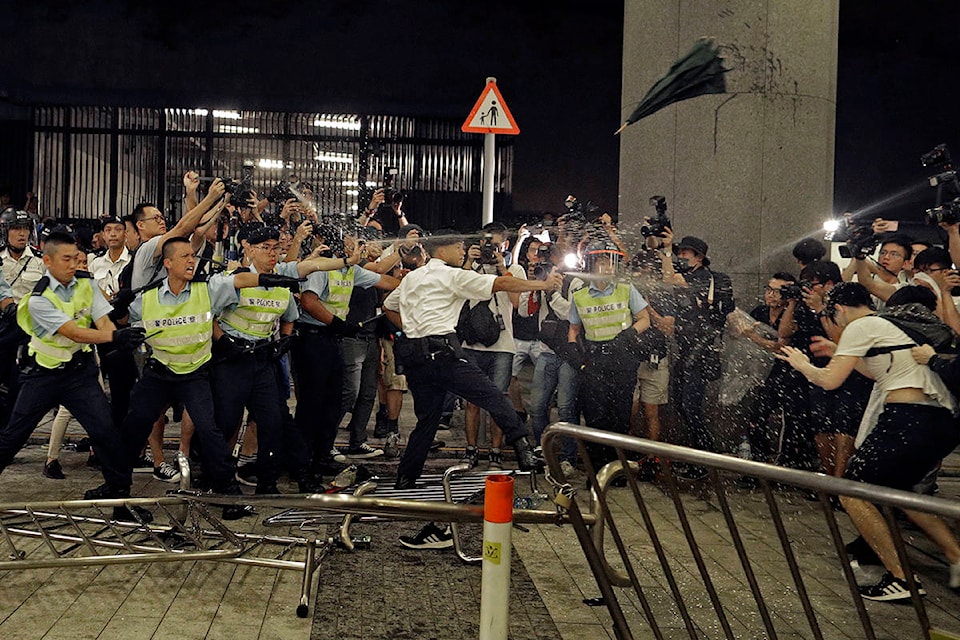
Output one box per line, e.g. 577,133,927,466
331,448,347,463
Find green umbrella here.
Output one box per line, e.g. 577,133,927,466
615,38,729,135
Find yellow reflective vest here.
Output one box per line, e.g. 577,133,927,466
17,277,94,369
321,266,354,321
572,283,632,342
218,283,289,339
142,282,213,374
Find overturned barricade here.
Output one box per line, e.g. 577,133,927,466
541,422,960,640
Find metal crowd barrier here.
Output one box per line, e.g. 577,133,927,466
0,461,589,620
541,422,960,640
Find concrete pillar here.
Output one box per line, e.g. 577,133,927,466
619,1,839,304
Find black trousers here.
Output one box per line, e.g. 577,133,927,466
398,354,528,481
291,330,344,465
210,352,284,486
579,359,637,469
121,362,237,492
98,345,139,429
672,354,716,452
0,355,128,491
0,349,19,429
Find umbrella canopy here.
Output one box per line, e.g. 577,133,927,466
616,38,729,135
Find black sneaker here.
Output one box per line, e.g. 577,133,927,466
488,448,503,470
133,455,154,473
152,462,181,484
235,462,258,487
345,442,384,459
461,446,479,469
399,522,453,550
83,484,154,524
43,459,66,480
859,571,925,601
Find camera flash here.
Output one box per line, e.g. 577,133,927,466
822,219,840,233
563,253,579,269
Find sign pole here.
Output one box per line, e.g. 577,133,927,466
483,132,495,225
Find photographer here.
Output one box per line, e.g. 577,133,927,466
852,233,914,308
911,246,960,334
518,242,580,474
661,229,734,469
779,260,870,477
459,223,523,469
779,282,960,601
736,272,812,469
362,187,409,236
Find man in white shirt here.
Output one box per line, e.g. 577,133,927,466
779,282,960,601
88,217,130,298
382,229,562,490
1,212,46,301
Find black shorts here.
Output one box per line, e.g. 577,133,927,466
808,372,871,438
844,403,960,490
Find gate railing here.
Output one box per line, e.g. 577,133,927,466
541,422,960,640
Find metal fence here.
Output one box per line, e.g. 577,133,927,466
541,422,960,640
30,106,513,228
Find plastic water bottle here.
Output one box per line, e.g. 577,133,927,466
737,436,752,461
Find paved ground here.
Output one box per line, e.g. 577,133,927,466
0,396,959,639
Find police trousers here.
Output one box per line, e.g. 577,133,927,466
291,329,344,466
398,352,529,481
0,354,128,491
122,362,237,493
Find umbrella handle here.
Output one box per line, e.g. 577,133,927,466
614,122,629,136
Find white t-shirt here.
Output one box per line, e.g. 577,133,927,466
834,314,956,446
382,258,496,339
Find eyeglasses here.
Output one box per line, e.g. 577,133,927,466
257,244,280,253
763,286,782,293
146,214,164,224
878,249,904,259
924,267,946,273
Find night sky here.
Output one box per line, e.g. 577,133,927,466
1,0,958,229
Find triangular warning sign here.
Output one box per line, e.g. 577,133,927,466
462,82,519,135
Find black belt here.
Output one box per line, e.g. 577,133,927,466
296,322,337,336
22,349,93,374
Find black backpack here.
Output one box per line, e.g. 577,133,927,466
864,303,958,357
456,300,502,347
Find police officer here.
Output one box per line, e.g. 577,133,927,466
292,233,400,477
0,231,146,519
567,241,652,470
212,225,304,494
121,236,300,518
382,230,563,489
1,211,46,301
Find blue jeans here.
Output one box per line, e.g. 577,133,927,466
463,349,513,392
528,350,579,463
339,335,380,448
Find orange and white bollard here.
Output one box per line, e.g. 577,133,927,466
479,474,514,640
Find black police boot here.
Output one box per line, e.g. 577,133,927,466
255,481,280,495
83,483,155,524
216,483,255,521
511,436,544,473
293,467,327,493
394,474,417,490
